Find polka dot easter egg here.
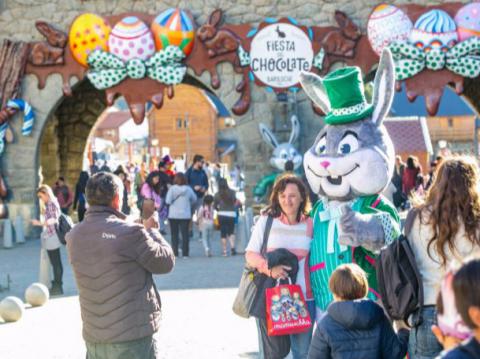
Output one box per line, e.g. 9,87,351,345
69,13,111,67
367,4,413,56
151,8,195,57
108,16,155,62
455,3,480,42
409,9,458,52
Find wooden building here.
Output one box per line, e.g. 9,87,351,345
148,84,233,164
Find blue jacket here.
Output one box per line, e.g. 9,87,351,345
308,299,409,359
185,166,209,198
439,337,480,359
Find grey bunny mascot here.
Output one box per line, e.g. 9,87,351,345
299,49,400,313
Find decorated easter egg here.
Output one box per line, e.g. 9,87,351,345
409,9,458,52
367,4,413,56
108,16,155,62
455,3,480,42
69,13,111,67
151,8,195,57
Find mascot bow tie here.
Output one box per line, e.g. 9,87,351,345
318,203,349,254
389,37,480,80
86,45,187,90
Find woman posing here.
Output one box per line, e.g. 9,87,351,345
245,174,314,359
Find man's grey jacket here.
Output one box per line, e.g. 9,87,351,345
66,205,175,343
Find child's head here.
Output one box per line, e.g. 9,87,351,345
203,195,214,206
453,257,480,331
329,263,368,301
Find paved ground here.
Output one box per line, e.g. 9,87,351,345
0,230,262,359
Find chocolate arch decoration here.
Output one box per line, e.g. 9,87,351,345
25,4,479,124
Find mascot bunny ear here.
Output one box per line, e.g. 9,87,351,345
259,123,279,149
371,48,395,126
299,72,331,115
288,114,300,144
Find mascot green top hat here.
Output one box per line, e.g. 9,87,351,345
322,67,373,125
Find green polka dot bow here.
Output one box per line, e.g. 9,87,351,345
388,37,480,80
86,45,187,90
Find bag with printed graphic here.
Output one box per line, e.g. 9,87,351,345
266,279,312,336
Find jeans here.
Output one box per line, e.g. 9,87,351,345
86,335,158,359
200,223,214,253
47,248,63,285
169,218,190,257
290,300,316,359
408,306,443,359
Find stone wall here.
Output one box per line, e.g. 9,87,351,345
0,0,471,236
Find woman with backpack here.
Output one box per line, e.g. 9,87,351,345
31,184,64,295
407,156,480,359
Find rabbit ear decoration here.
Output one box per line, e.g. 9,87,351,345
259,123,279,149
371,48,395,126
299,72,331,115
289,114,300,144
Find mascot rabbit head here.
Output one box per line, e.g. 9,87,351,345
300,49,395,202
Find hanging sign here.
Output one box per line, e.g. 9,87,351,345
249,23,313,88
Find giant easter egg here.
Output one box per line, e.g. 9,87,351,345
367,4,413,56
455,3,480,42
409,9,458,52
69,13,111,67
25,283,49,307
108,16,155,62
151,8,195,57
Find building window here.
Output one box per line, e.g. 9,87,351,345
448,118,453,127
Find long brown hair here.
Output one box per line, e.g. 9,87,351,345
414,156,480,266
264,174,310,222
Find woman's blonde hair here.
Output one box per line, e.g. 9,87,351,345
36,184,59,213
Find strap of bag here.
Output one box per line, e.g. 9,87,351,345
260,215,273,256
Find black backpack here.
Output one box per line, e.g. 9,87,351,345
55,213,74,245
376,209,424,326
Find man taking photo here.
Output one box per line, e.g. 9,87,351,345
66,172,175,359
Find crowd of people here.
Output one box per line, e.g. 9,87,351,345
29,152,480,359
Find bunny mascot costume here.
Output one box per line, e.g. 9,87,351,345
299,49,400,313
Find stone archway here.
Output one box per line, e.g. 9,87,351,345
39,80,106,188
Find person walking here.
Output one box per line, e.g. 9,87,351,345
53,176,73,214
113,165,131,215
402,156,422,199
134,162,148,210
31,184,64,295
73,171,89,222
407,156,480,359
197,194,215,257
66,172,175,359
140,172,163,218
245,174,314,359
308,263,409,359
392,155,406,209
214,178,238,256
186,154,209,211
166,172,197,258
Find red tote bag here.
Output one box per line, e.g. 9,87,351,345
266,279,313,336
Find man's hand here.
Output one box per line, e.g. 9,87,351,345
143,213,159,230
31,219,42,226
431,325,462,350
194,185,201,191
